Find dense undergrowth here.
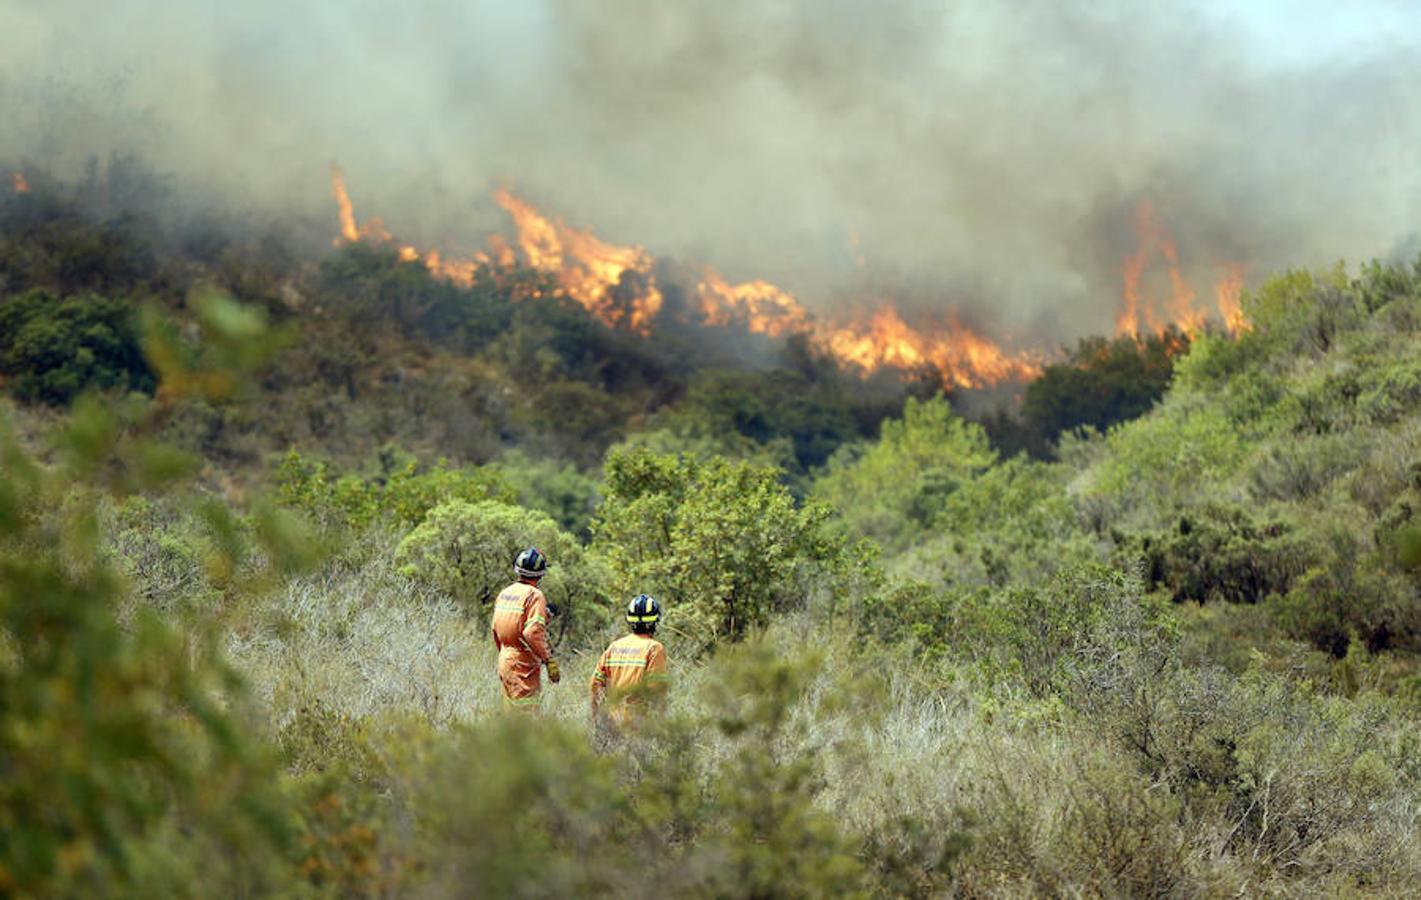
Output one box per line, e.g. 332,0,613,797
3,164,1421,895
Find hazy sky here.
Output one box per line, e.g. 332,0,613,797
2,0,1418,338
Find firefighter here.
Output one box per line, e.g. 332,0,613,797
590,594,669,733
491,547,560,711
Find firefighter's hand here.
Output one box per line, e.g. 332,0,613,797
545,659,561,684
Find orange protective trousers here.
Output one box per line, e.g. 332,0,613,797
490,581,552,710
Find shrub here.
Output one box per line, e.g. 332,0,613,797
1020,328,1185,457
0,289,154,405
275,449,514,529
1247,432,1370,501
0,300,304,895
409,717,626,896
1274,541,1420,657
488,449,602,537
106,496,221,619
1078,395,1247,531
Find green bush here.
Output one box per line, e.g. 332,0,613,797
1274,547,1419,657
488,449,602,537
1077,395,1247,532
275,449,514,529
106,496,221,619
0,289,154,405
1246,432,1369,501
897,455,1095,590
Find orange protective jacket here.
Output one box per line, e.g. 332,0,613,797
590,633,668,727
491,581,553,709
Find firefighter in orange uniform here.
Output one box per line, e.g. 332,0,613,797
590,594,669,733
491,548,560,711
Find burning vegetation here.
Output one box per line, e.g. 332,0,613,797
328,171,1251,389
328,169,1045,389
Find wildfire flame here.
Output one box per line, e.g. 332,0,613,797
11,172,29,194
820,307,1042,388
1116,199,1247,337
697,269,812,337
326,169,1047,387
1214,263,1248,334
330,166,358,244
489,187,663,334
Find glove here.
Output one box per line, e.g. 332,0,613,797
545,659,561,684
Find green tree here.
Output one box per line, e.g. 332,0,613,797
593,447,860,652
275,450,514,529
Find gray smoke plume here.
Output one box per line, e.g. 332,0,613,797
2,0,1419,339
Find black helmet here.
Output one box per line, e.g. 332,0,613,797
514,547,548,580
626,594,661,633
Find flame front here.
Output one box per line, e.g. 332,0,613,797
11,172,29,194
326,170,1049,387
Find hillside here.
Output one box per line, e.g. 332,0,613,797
3,164,1421,896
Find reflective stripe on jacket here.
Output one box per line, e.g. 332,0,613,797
590,634,668,725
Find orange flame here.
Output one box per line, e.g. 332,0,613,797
697,269,812,337
1116,200,1234,337
492,187,663,333
819,306,1042,389
325,170,1044,387
12,172,30,194
1214,263,1248,334
330,166,358,244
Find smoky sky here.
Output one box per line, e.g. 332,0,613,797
2,0,1419,339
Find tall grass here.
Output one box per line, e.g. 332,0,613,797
225,539,1421,896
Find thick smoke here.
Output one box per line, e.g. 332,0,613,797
2,0,1419,338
